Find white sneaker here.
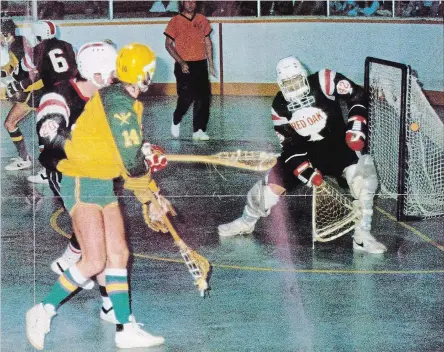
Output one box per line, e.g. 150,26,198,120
115,318,165,348
100,306,118,324
192,129,210,141
218,217,256,237
50,256,95,290
171,121,180,138
27,168,49,184
26,303,56,350
353,229,387,254
5,156,32,170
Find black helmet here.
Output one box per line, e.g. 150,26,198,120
1,18,16,37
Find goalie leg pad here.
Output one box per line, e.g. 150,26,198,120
218,177,281,237
344,155,378,230
243,178,280,222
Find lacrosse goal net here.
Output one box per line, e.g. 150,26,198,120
364,57,444,220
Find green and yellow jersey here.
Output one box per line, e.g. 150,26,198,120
58,84,148,179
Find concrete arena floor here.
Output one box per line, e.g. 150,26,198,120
1,96,443,352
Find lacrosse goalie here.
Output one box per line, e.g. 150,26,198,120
218,56,387,254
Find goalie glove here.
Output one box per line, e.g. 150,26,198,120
345,115,367,152
293,161,323,187
141,142,167,173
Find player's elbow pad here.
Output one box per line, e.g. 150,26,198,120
37,114,68,150
293,161,323,187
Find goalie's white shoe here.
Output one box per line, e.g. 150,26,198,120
218,217,256,237
115,318,165,348
26,303,56,350
353,229,387,254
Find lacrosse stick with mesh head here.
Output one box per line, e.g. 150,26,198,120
142,198,211,297
125,174,211,297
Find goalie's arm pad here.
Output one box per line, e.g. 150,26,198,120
292,160,323,187
346,104,368,152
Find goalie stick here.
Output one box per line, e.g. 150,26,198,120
166,150,278,171
142,203,211,298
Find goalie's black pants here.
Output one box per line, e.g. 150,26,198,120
173,60,211,133
268,148,358,191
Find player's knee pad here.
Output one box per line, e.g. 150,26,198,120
344,155,378,200
244,178,280,221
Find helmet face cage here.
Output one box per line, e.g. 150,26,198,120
76,42,117,88
137,61,156,92
277,57,311,102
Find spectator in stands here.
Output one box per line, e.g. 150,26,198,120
360,1,380,16
166,1,180,14
164,0,216,141
330,1,346,15
211,1,241,17
238,1,257,16
293,1,326,15
345,1,360,16
39,1,65,20
149,0,167,16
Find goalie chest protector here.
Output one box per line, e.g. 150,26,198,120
272,73,359,149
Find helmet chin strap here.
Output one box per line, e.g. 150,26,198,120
137,77,151,93
90,73,112,89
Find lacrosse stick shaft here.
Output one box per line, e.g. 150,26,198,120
165,153,277,171
147,193,210,296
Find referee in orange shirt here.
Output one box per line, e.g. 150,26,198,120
164,0,216,141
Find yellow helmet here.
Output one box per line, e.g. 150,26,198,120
116,43,156,92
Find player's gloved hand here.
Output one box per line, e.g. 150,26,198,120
5,79,28,102
141,142,167,173
307,169,323,187
143,191,176,233
293,161,324,187
149,192,176,222
6,79,24,97
346,130,365,151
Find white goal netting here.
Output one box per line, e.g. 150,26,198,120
312,179,358,243
367,58,444,219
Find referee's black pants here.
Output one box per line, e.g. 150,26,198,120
173,59,211,132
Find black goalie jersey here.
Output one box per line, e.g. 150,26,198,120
271,69,367,178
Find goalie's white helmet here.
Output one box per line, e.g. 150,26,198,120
76,41,117,88
31,20,57,42
276,56,314,110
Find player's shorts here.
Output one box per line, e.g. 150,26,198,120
60,175,118,214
